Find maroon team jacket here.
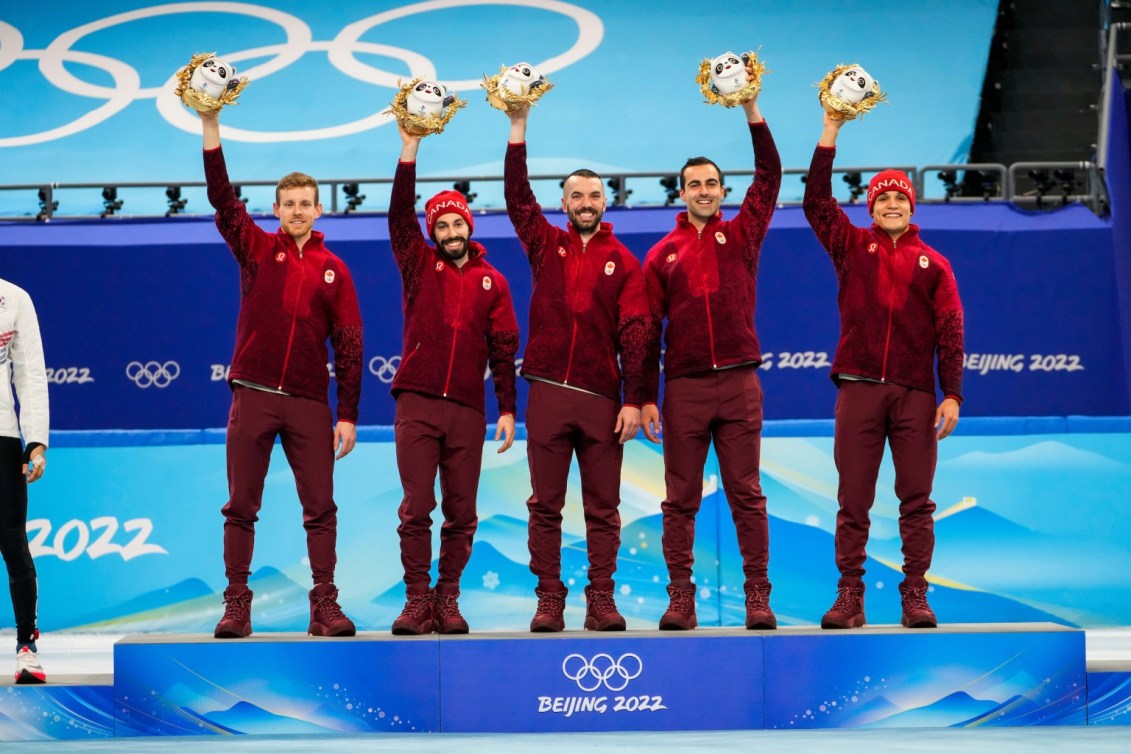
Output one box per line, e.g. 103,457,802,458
387,161,519,416
643,122,782,387
504,142,654,407
803,145,965,401
204,147,364,422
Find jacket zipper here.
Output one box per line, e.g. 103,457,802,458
696,228,718,367
400,342,421,371
562,240,584,384
442,266,465,397
278,246,305,390
880,238,895,382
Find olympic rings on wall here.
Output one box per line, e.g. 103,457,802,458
126,360,181,389
561,652,643,692
0,1,604,145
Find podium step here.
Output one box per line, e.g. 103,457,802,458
107,623,1085,736
0,673,114,740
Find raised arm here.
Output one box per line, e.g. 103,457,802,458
199,110,263,264
389,125,428,301
735,90,782,271
802,112,861,268
503,104,551,269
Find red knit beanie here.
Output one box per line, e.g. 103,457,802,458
425,190,474,238
867,170,915,214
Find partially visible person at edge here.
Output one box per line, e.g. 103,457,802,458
198,108,364,639
0,278,49,683
641,74,782,632
386,123,520,636
502,102,657,633
802,110,964,630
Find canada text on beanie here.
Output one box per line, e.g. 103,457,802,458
425,190,474,238
867,170,915,215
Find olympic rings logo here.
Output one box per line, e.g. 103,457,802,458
0,1,603,146
561,652,643,692
368,355,400,383
125,360,181,389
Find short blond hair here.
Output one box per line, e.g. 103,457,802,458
276,172,319,205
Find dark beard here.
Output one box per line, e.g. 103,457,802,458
439,237,469,261
568,210,601,234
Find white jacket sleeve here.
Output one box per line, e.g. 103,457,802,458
10,287,49,447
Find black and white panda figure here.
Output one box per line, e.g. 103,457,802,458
499,62,546,96
174,52,249,112
709,52,749,96
407,81,449,118
387,77,466,136
697,49,764,107
829,67,875,105
818,63,886,120
189,56,240,99
482,61,555,112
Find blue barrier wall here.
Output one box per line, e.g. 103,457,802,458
0,199,1123,429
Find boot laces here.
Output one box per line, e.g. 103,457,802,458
221,591,251,621
587,590,617,616
402,592,432,619
831,586,863,613
902,585,930,611
666,585,695,613
745,583,771,609
535,589,566,615
434,593,463,619
315,594,346,621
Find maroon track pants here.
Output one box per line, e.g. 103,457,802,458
660,366,769,586
222,385,338,586
525,380,623,591
394,391,486,591
833,380,938,584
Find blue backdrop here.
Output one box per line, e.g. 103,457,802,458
1,1,997,215
0,197,1123,430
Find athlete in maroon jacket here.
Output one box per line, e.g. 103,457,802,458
199,109,363,640
504,104,655,633
642,87,782,631
803,112,964,630
387,124,520,636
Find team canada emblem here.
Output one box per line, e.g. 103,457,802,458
324,270,335,284
275,252,286,263
715,231,726,244
919,255,929,269
482,276,492,290
868,243,877,254
666,253,678,264
557,246,567,257
605,261,616,276
435,261,445,272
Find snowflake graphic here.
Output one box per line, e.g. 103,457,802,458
482,570,500,590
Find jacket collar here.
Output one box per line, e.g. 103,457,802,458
675,210,722,233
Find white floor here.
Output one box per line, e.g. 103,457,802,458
8,629,1131,753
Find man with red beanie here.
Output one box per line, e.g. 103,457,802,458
387,124,519,635
642,83,782,631
503,104,655,632
198,109,363,639
803,111,964,629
